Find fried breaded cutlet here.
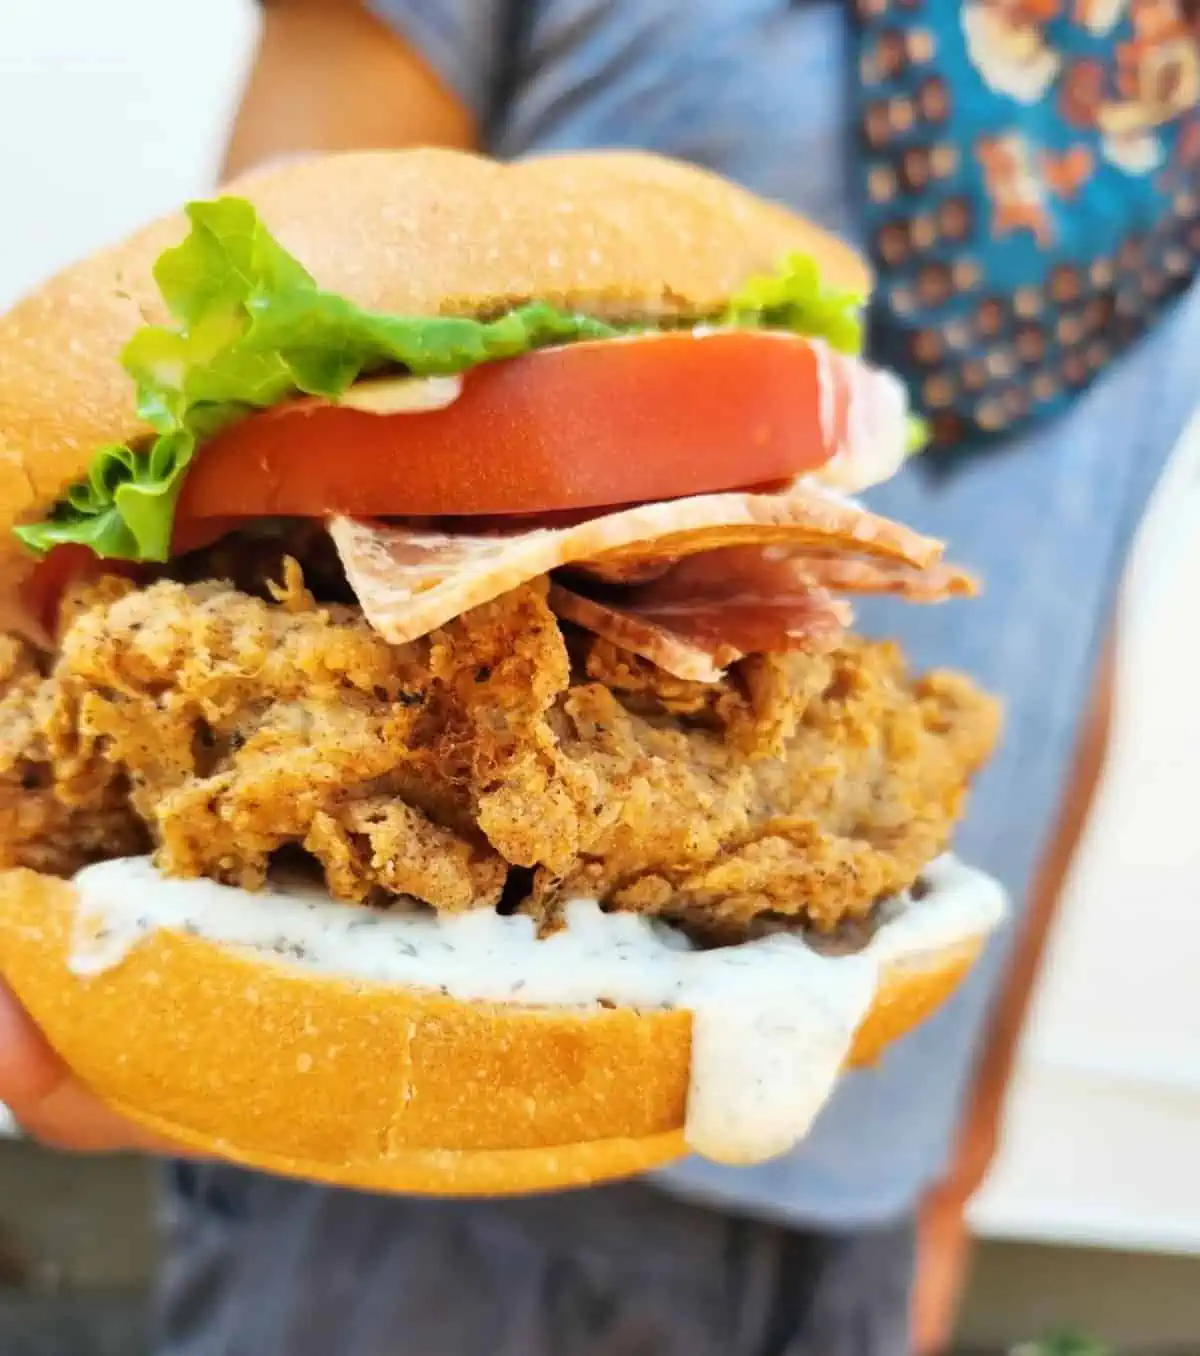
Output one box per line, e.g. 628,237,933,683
0,568,998,941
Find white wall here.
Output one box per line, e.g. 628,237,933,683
0,0,255,307
970,414,1200,1254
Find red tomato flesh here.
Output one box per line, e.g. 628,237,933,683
176,331,839,523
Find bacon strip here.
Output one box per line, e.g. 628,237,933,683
655,546,979,604
548,587,727,682
549,545,971,681
329,481,945,647
548,580,851,684
787,554,978,600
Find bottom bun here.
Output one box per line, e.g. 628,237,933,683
0,867,986,1196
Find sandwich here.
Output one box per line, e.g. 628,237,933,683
0,149,1004,1195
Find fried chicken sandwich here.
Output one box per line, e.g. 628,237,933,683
0,150,1004,1195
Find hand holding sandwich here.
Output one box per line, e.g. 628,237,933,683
0,979,160,1153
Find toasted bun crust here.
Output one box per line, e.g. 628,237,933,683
0,868,980,1195
0,149,870,633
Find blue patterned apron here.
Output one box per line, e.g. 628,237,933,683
855,0,1200,449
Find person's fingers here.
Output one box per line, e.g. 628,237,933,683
0,979,176,1154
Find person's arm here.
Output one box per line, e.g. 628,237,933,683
222,0,478,182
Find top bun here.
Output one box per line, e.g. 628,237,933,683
0,147,869,630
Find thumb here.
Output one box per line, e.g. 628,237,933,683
0,979,172,1154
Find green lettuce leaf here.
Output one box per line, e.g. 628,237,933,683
720,252,864,355
17,201,869,562
906,414,930,455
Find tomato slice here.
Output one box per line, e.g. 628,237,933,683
22,546,139,638
177,331,841,523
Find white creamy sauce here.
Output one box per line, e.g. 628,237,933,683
336,373,463,414
70,855,1004,1165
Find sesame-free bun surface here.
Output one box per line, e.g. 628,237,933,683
0,868,980,1196
0,148,870,633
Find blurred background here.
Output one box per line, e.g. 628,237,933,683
1,1,1198,1352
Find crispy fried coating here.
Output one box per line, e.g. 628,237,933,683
0,633,147,874
0,572,998,937
575,646,996,935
